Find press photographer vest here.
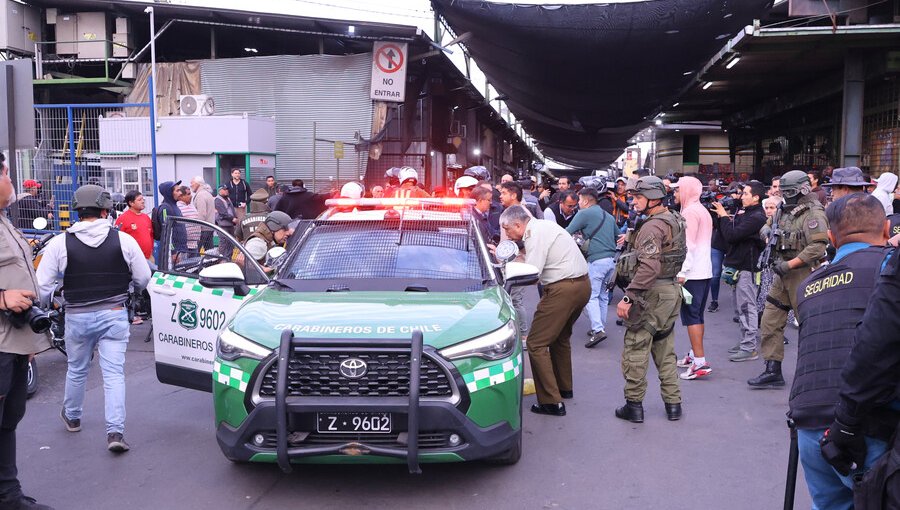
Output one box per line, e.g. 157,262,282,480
62,228,131,305
790,245,893,433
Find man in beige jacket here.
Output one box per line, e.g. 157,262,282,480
189,176,215,224
0,171,53,510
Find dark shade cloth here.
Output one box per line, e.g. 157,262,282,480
433,0,773,166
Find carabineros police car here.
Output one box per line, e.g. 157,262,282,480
150,197,539,472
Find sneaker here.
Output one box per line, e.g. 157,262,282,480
585,330,607,348
680,363,712,380
676,353,693,368
60,408,80,432
707,301,719,313
729,350,759,362
107,433,130,453
728,344,741,354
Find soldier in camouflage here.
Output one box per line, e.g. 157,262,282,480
748,170,829,388
614,176,687,423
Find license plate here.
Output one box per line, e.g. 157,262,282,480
316,412,392,434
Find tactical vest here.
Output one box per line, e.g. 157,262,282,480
248,222,276,249
63,228,132,305
790,246,892,432
548,202,575,229
240,213,267,241
615,210,687,285
776,200,825,261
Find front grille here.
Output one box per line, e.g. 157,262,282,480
257,431,452,450
257,351,454,398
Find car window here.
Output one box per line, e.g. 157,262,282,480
283,221,487,281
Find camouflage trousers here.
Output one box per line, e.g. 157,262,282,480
621,283,682,404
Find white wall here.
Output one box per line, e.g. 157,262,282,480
99,115,276,155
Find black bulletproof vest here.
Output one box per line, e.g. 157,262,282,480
790,245,891,430
63,228,132,305
548,202,575,229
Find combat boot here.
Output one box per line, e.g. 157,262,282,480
614,401,644,423
747,360,785,388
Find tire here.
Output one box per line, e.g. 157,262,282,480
484,428,522,465
26,359,38,399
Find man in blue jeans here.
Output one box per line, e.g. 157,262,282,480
36,185,150,453
567,187,618,347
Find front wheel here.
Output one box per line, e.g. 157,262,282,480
26,359,38,399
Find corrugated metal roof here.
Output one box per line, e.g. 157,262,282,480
201,54,373,192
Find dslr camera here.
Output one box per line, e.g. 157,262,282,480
3,299,52,334
700,191,739,213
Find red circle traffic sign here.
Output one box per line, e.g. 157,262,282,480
375,44,405,74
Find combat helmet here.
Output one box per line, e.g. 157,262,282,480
780,170,812,200
632,176,667,200
73,184,113,211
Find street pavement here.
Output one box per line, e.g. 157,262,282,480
19,287,812,510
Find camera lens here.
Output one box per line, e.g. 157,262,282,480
26,307,52,334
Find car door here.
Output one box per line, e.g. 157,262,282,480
149,216,269,392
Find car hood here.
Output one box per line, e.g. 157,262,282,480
229,286,513,351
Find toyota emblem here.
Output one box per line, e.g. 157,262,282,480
339,358,368,379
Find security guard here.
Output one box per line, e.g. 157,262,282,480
788,194,894,508
821,248,900,509
614,176,687,423
748,170,828,388
243,211,293,264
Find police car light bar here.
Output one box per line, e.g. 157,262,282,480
325,197,476,208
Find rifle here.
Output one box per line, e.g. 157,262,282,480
758,202,784,270
607,227,633,292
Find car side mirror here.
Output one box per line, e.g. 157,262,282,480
504,261,539,292
32,217,48,230
199,262,250,296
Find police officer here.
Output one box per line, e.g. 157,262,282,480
243,211,293,264
36,185,151,453
818,223,900,510
614,176,686,423
788,194,894,508
748,170,828,388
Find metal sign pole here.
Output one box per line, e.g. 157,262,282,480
312,121,317,191
146,6,160,206
1,66,19,222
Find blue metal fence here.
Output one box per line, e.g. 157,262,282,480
14,102,155,231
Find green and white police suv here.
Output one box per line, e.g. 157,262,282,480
149,198,539,472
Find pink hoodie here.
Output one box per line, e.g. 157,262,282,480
676,176,713,280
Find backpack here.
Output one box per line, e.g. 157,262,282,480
151,206,165,241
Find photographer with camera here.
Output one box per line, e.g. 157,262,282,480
712,182,768,361
0,172,53,510
36,185,150,454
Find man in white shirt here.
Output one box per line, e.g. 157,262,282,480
500,205,589,417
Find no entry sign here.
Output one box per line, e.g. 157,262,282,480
370,41,407,102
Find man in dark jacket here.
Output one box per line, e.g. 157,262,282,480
224,168,251,223
712,181,767,361
154,181,186,258
274,179,327,220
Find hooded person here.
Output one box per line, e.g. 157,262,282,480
673,176,714,380
153,180,187,255
872,172,898,215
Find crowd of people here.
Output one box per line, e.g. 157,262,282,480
1,153,899,508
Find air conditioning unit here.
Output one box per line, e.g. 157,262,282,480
179,95,215,116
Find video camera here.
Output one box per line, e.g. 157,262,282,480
699,191,739,213
3,299,52,334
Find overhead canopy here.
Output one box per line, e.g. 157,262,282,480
667,24,900,126
433,0,774,167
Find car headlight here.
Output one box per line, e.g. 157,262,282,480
439,321,517,361
217,328,273,361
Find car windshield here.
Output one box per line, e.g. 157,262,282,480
283,219,489,282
